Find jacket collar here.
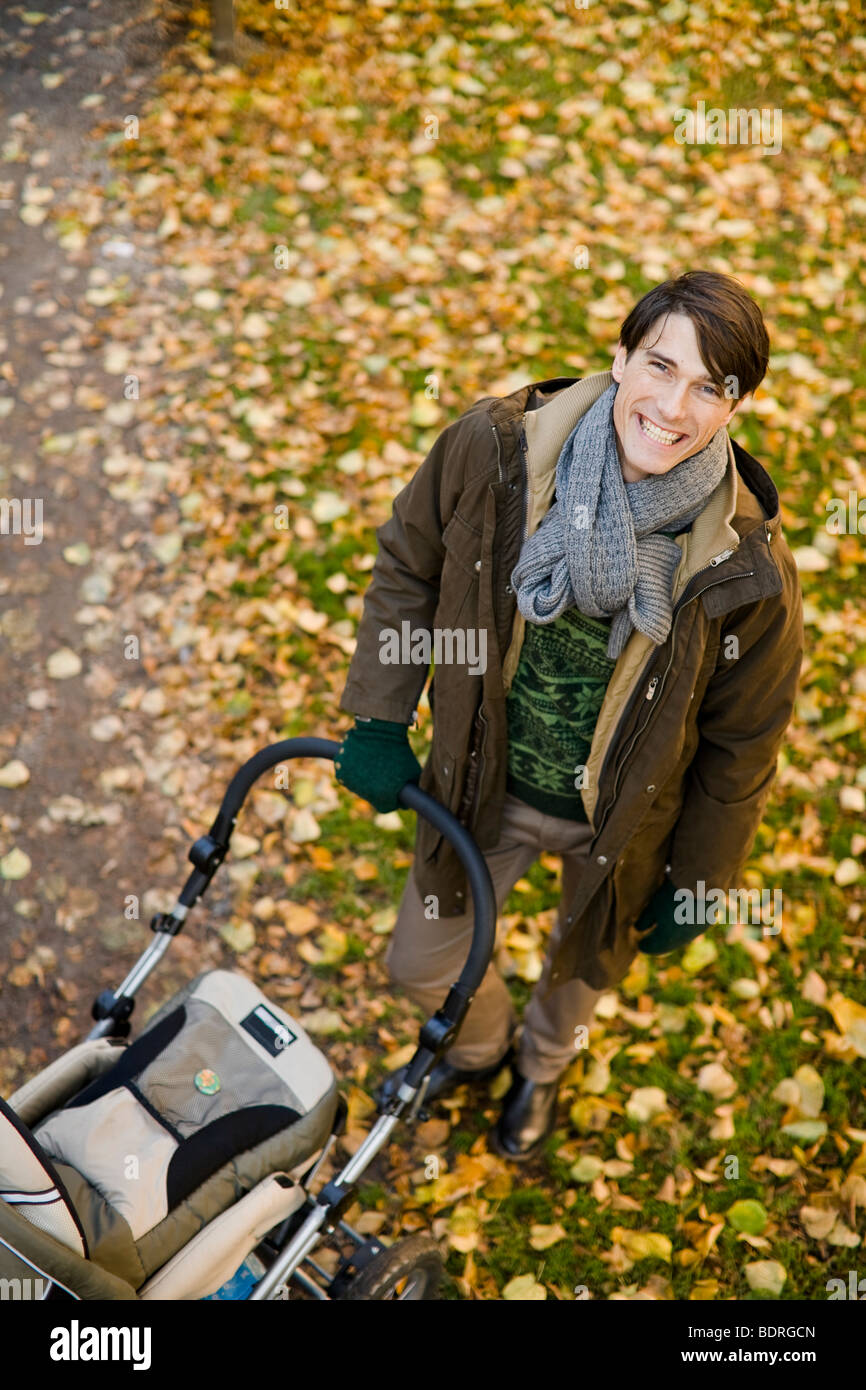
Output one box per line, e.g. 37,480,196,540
492,370,779,603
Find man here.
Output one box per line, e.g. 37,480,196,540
335,271,804,1160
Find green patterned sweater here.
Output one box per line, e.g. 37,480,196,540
506,522,691,821
505,607,616,822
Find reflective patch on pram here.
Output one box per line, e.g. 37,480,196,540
240,1004,298,1057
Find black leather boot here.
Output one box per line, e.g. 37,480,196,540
490,1069,562,1161
376,1042,514,1111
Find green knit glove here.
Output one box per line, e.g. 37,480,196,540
636,877,703,955
334,717,422,814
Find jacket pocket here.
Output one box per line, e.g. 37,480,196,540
457,705,488,826
436,510,483,637
442,510,483,577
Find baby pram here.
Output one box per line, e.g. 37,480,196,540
0,738,496,1301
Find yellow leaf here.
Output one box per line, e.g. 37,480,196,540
369,907,397,935
581,1057,611,1094
512,948,544,982
504,927,538,952
251,790,288,826
825,992,866,1058
482,1165,513,1201
697,1063,737,1099
296,606,330,633
300,1009,346,1036
503,1273,547,1300
612,1228,672,1262
800,1205,837,1239
625,1086,668,1122
381,1042,417,1072
230,832,260,859
826,1216,861,1247
415,1153,496,1208
0,760,30,788
603,1159,634,1178
570,1155,604,1183
682,936,718,974
620,952,650,998
295,938,323,966
257,951,292,977
678,1249,702,1268
834,858,862,886
569,1096,610,1134
409,395,441,428
315,924,347,964
488,1064,513,1102
689,1278,720,1300
218,919,255,953
529,1223,567,1251
288,808,320,843
841,1174,866,1209
0,848,31,880
415,1118,450,1150
744,1260,786,1295
345,1085,377,1129
279,903,320,936
601,1242,635,1274
448,1204,480,1253
792,1064,824,1118
698,1222,726,1258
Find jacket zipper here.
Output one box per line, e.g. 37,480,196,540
491,411,529,532
519,417,530,548
492,421,503,483
593,560,756,836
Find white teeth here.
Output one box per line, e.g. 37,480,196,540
639,414,682,445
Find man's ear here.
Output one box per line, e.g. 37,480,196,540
724,389,751,424
611,342,629,382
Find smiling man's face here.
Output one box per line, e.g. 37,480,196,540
610,312,743,483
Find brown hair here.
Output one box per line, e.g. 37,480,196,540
618,271,770,399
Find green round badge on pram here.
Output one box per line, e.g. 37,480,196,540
194,1068,221,1094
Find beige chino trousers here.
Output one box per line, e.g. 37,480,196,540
385,791,607,1084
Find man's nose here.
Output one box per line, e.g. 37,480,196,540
658,383,690,422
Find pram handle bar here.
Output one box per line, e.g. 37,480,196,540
88,739,497,1068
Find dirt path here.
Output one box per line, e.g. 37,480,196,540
0,0,222,1090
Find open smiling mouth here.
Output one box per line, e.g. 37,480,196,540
637,413,686,446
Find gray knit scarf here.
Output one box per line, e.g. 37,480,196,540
510,383,728,659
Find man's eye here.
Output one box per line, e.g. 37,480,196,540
649,360,667,371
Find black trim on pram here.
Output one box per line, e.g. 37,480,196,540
66,1007,187,1109
166,1104,303,1209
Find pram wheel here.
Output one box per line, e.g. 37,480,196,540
334,1234,444,1301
